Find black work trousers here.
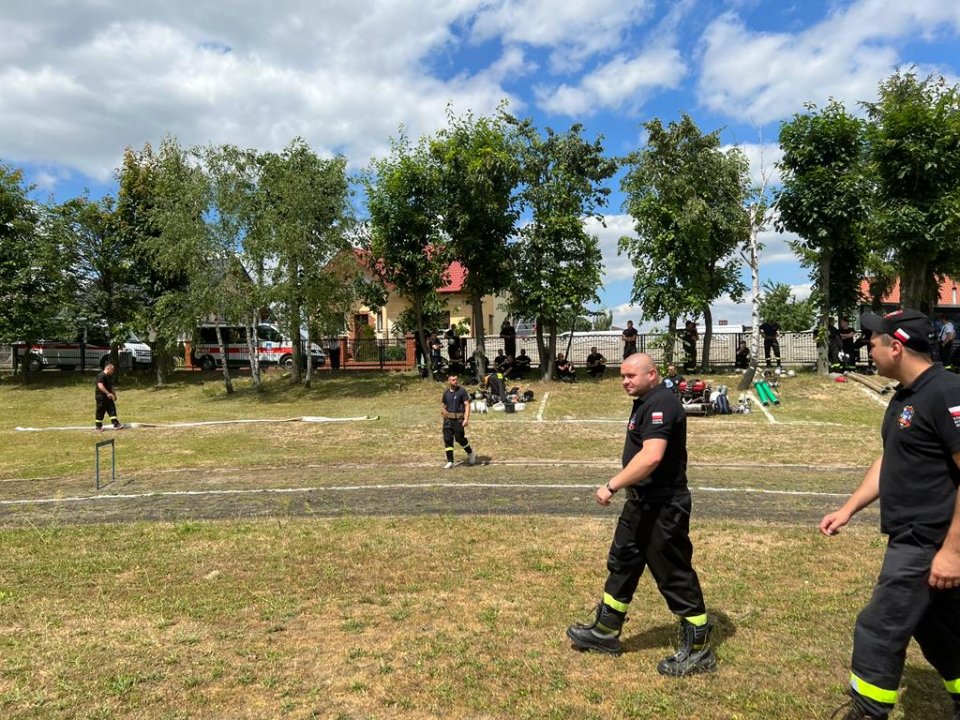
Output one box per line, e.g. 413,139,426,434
850,528,960,716
763,338,781,365
603,491,707,618
95,395,118,425
442,418,469,451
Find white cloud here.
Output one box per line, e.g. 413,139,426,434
585,214,637,284
698,1,960,123
470,0,653,73
536,44,686,116
722,142,783,189
0,0,515,180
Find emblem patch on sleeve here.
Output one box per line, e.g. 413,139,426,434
651,411,664,425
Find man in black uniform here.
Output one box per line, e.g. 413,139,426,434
441,374,476,469
759,317,781,368
566,352,716,676
622,320,638,360
585,346,607,377
499,319,517,360
513,349,532,379
662,364,684,393
681,320,698,373
95,363,126,431
820,309,960,720
839,317,857,372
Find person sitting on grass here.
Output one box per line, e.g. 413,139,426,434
494,348,507,370
586,347,607,377
556,353,576,383
661,364,684,393
514,349,532,378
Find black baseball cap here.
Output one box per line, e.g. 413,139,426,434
859,309,935,352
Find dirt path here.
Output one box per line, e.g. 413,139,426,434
0,460,875,529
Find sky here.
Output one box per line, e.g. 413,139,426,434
2,0,959,329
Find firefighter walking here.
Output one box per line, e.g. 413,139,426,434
821,309,960,720
566,353,716,676
94,363,126,431
441,374,476,469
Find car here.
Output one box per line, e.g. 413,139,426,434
512,319,537,337
19,326,151,372
190,323,325,371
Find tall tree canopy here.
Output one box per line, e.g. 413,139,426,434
363,132,448,379
776,99,870,373
506,118,617,380
431,108,520,366
863,71,960,313
620,114,751,367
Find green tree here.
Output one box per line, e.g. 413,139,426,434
506,119,617,380
54,193,142,371
431,108,520,371
757,281,816,332
0,164,71,376
116,142,194,385
253,139,351,385
863,71,960,312
776,100,870,373
620,114,751,368
363,132,449,379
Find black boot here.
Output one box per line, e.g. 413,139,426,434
566,602,626,656
952,694,960,720
657,619,717,676
829,691,887,720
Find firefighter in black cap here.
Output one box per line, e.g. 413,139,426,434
821,308,960,720
441,374,476,469
566,352,716,676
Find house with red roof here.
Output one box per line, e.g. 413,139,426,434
858,277,960,316
348,253,508,340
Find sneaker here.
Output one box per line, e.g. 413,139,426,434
112,423,127,430
467,452,477,466
443,461,455,469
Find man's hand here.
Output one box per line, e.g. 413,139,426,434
819,507,852,536
462,417,469,428
930,546,960,590
595,484,614,506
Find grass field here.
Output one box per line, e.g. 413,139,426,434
1,366,951,719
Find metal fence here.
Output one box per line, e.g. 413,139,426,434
459,331,833,368
338,337,408,369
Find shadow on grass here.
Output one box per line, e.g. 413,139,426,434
900,664,955,718
620,608,736,656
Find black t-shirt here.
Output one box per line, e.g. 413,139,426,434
494,353,507,366
622,327,638,343
500,326,515,339
515,355,531,368
661,373,684,392
880,364,960,542
587,352,605,366
442,386,470,414
95,371,113,398
759,322,779,339
622,384,687,495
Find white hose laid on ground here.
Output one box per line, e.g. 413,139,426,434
14,416,379,432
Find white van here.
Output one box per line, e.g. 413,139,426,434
191,323,325,371
22,326,152,372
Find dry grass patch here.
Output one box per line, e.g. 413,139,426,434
0,517,949,719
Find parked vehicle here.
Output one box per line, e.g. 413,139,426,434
513,319,537,337
19,326,152,372
190,323,325,371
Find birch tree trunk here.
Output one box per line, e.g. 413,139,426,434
246,313,262,392
214,321,234,394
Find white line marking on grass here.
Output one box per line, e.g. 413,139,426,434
0,482,850,507
536,392,549,422
855,384,890,409
749,392,778,424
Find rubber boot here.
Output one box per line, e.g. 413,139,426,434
829,694,887,720
566,602,626,656
657,619,717,676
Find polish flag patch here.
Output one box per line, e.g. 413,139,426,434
651,411,664,425
894,328,911,342
950,406,960,428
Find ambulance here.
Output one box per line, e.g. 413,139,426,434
190,323,325,371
